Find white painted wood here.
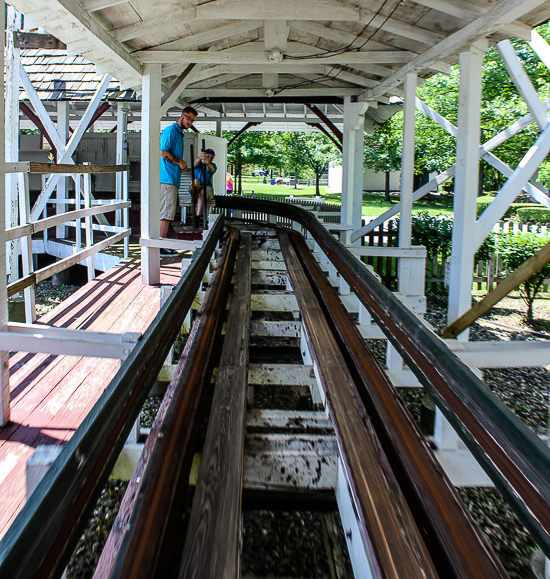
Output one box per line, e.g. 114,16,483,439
140,64,162,286
497,40,549,131
248,363,315,385
349,247,426,258
0,4,10,426
529,29,550,71
415,97,457,136
6,8,20,284
246,433,337,452
446,339,550,368
434,411,462,451
56,100,70,238
342,98,368,237
399,74,416,252
476,122,550,248
115,102,128,227
246,409,332,431
448,43,486,339
139,237,201,251
244,450,337,491
137,50,414,65
363,0,548,100
17,173,36,323
83,173,94,281
336,459,377,579
26,445,63,499
30,74,112,221
74,174,82,252
82,0,128,12
434,449,493,486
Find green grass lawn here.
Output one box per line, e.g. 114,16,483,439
239,178,455,217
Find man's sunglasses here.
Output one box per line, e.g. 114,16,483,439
182,113,196,123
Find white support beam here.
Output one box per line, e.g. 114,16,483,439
497,40,549,131
136,50,415,65
0,2,10,426
362,0,548,100
111,8,197,43
341,98,368,239
529,29,550,71
399,74,416,252
56,100,70,238
30,73,112,221
17,173,36,323
150,21,262,52
174,88,362,98
82,0,128,11
115,103,128,228
448,42,486,338
6,7,20,283
141,64,162,286
11,0,141,77
410,0,532,40
446,339,550,368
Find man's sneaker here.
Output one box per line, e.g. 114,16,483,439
160,248,177,256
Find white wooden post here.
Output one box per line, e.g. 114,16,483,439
448,41,487,338
74,174,82,252
387,73,419,381
0,3,11,426
216,119,222,137
83,173,94,281
123,170,129,258
141,64,162,285
56,100,70,238
116,102,128,227
342,98,368,239
18,172,36,322
438,41,486,452
5,7,20,283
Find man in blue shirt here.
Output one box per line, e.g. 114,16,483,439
159,106,198,251
191,148,217,218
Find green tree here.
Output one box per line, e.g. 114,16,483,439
497,232,550,321
283,132,341,196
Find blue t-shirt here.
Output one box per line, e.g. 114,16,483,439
160,122,184,186
193,162,217,187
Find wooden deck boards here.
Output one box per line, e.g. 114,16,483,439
0,255,184,539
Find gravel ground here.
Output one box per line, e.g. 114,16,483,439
34,280,81,319
140,395,163,428
66,480,128,579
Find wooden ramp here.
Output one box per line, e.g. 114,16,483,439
0,255,184,539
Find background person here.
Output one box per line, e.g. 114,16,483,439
191,148,217,218
226,172,233,193
159,106,198,254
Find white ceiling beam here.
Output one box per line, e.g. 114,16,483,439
135,50,414,65
196,0,360,21
182,88,361,97
410,0,532,40
323,67,379,89
264,20,289,51
9,0,142,77
161,62,329,79
200,116,342,123
358,9,444,45
146,21,262,52
188,73,252,89
82,0,128,12
111,8,197,43
362,0,548,100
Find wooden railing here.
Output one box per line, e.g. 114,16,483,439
4,162,130,321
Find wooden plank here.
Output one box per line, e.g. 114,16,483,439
246,409,332,431
28,163,128,174
179,235,252,578
14,31,66,50
248,364,314,385
278,231,438,579
443,239,550,338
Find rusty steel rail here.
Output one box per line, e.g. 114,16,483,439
105,227,240,579
279,231,439,579
216,196,550,557
285,227,508,579
0,216,225,579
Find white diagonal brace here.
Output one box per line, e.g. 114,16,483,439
362,0,548,100
475,122,550,248
497,40,548,131
30,74,112,220
529,29,550,70
415,97,457,136
111,8,197,43
19,67,65,153
351,98,550,242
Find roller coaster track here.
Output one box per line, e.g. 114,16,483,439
1,198,549,579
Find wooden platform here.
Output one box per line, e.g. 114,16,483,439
0,254,185,539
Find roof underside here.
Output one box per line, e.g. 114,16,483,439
9,0,550,132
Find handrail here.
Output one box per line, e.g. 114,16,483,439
0,215,225,579
215,196,550,557
3,162,129,174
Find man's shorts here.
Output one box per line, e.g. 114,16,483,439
160,183,178,220
189,184,215,203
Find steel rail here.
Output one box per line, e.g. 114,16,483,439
286,227,508,578
0,216,225,579
279,231,439,579
107,226,240,579
215,196,550,556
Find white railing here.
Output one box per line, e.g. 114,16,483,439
4,162,131,322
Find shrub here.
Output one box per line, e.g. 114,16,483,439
476,197,534,219
396,211,453,259
497,232,550,320
516,206,550,224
